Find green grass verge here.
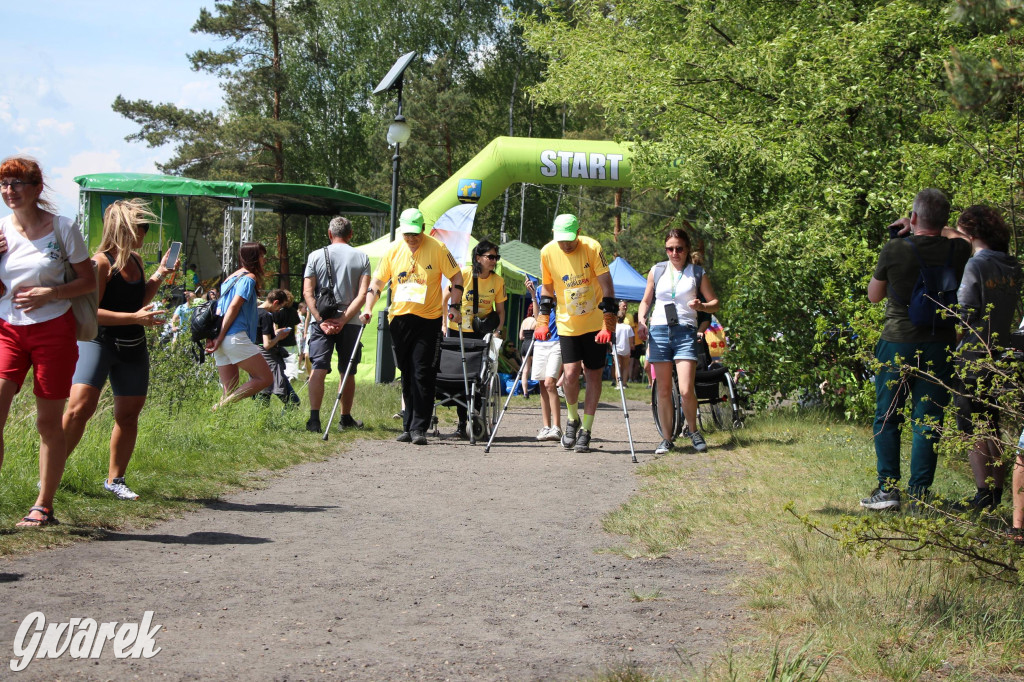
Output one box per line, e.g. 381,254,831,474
598,410,1024,681
0,348,407,557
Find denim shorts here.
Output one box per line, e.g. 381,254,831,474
647,324,697,363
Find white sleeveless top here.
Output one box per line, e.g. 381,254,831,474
649,263,698,327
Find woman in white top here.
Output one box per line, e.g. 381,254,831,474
638,228,719,456
0,157,96,527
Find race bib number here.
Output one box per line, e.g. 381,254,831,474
395,280,427,304
565,285,595,316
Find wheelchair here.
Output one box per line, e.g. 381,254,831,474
430,333,501,444
650,336,744,439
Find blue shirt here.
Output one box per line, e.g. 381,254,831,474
219,274,258,343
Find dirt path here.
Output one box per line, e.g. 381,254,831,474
0,397,747,680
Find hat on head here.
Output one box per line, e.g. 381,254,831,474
397,208,425,235
552,214,579,241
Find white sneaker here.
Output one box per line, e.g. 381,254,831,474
536,426,551,441
104,477,139,501
540,426,562,442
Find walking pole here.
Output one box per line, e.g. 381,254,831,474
483,336,536,453
322,324,366,442
611,342,638,463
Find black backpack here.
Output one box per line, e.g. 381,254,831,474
313,247,341,320
897,240,959,333
190,299,222,342
191,275,241,342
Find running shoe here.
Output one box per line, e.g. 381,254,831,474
561,420,579,450
655,439,673,455
574,428,592,453
690,431,708,453
104,477,139,501
860,488,901,511
542,426,563,442
339,415,364,430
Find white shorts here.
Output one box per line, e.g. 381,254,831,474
531,341,563,381
213,331,263,367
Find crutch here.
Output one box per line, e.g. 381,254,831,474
321,324,366,441
610,340,638,463
484,336,536,453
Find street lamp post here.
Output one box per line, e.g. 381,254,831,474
372,51,416,384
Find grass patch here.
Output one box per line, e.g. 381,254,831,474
603,408,1024,680
0,347,404,557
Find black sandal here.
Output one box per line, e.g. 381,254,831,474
16,506,59,528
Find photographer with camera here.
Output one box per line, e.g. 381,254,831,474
302,217,370,434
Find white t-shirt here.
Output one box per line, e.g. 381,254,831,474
614,322,634,356
0,214,90,325
649,263,699,328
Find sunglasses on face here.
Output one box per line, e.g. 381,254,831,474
665,246,687,254
481,254,499,261
0,180,39,190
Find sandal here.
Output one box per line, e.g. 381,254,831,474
16,506,59,528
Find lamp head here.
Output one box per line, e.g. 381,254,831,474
387,115,411,146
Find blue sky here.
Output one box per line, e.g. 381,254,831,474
2,2,224,218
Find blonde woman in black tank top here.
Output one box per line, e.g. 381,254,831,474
61,199,178,501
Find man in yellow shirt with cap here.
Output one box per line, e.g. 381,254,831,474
362,208,463,445
533,213,616,453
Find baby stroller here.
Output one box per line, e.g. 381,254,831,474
430,333,501,444
651,335,745,439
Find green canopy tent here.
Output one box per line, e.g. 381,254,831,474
74,173,389,284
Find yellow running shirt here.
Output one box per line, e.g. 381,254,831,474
540,235,609,336
447,266,506,333
375,233,461,321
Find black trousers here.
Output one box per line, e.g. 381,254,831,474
390,314,442,434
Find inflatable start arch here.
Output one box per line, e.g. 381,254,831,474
418,136,633,229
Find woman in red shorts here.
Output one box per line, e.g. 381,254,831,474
0,157,96,527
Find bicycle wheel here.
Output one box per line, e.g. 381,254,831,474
650,377,682,439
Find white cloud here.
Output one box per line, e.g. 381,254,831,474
37,118,75,136
48,150,127,218
0,96,30,135
177,80,222,111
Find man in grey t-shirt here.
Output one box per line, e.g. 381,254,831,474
302,216,370,434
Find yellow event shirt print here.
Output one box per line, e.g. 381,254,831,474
540,235,609,336
449,267,507,333
375,234,461,320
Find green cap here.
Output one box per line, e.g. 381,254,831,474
552,213,579,241
397,208,425,235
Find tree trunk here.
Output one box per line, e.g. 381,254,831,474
270,0,289,287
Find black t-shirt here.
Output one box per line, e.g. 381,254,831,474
873,235,972,343
273,303,300,347
257,308,276,348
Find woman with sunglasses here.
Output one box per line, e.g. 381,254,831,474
442,240,506,439
62,199,178,501
0,156,96,527
638,228,719,455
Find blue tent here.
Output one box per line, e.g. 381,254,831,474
608,257,648,302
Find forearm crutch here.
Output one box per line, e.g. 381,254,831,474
611,341,638,463
322,323,367,442
483,336,536,453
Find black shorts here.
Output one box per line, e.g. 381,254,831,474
309,323,362,373
559,331,606,370
72,334,150,397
